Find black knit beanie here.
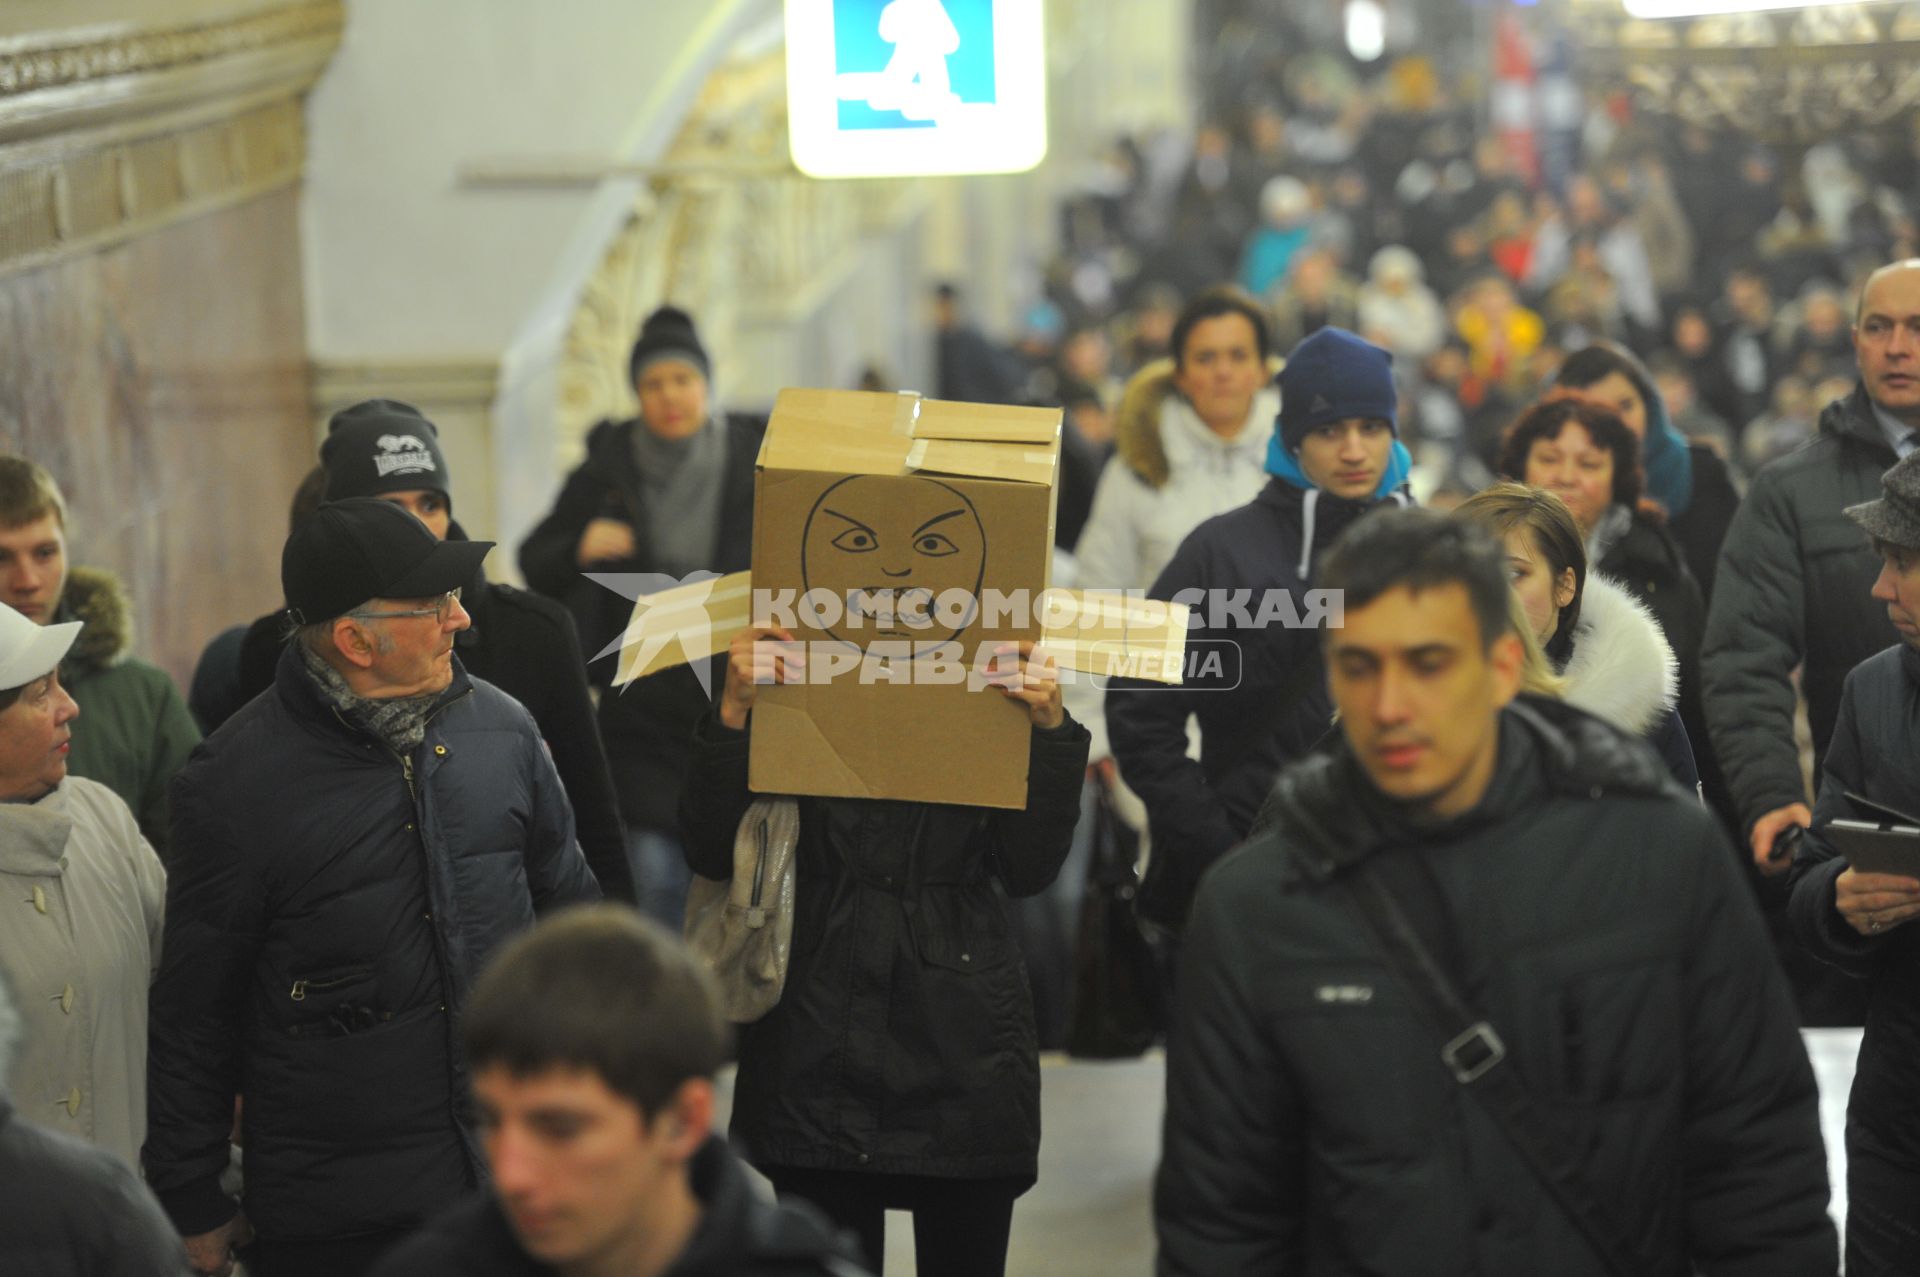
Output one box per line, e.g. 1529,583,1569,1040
319,400,452,509
627,305,711,387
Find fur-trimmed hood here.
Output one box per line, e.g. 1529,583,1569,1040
1113,356,1283,490
1559,573,1678,737
54,566,133,676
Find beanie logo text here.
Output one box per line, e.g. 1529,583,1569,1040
374,434,437,477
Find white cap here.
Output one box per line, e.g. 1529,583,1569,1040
0,603,79,692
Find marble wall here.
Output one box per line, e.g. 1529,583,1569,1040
0,189,313,690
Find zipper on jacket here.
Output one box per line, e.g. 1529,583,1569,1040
290,968,371,1001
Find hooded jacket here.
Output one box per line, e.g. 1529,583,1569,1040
1703,384,1899,828
144,649,601,1245
1069,362,1280,759
519,414,761,832
0,1098,188,1277
1107,447,1412,930
678,709,1089,1181
56,567,200,861
1561,574,1697,788
0,777,164,1168
1156,698,1835,1276
366,1137,870,1277
1788,642,1920,1178
1073,361,1281,594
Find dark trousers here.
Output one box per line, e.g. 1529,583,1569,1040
765,1166,1027,1277
244,1229,409,1277
1848,1148,1920,1276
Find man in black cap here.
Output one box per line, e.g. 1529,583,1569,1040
143,498,602,1277
519,305,763,928
1787,448,1920,1273
221,399,634,903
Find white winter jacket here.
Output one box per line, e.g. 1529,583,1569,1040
0,777,164,1168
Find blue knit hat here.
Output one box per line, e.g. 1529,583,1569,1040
1275,327,1397,453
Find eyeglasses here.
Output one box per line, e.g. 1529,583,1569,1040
346,588,462,624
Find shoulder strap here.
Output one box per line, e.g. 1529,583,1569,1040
1337,856,1644,1277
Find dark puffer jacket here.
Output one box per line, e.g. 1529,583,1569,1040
519,415,761,832
0,1099,187,1277
229,533,634,904
1789,643,1920,1177
56,567,201,861
1704,385,1900,828
367,1137,870,1277
679,709,1089,1180
144,650,601,1244
1106,477,1406,929
1157,698,1834,1276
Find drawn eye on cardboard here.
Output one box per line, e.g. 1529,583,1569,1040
800,474,985,652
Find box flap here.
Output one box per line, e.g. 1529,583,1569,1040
758,388,1061,484
757,388,917,475
911,399,1061,445
905,438,1059,486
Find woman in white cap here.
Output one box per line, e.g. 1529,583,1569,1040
0,601,164,1169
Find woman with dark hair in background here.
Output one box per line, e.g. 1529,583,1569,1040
1500,398,1709,802
1553,341,1741,600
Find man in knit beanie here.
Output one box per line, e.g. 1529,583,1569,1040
1108,327,1414,931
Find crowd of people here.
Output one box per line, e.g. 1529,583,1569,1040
10,29,1920,1277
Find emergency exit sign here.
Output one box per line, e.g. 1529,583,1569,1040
785,0,1048,178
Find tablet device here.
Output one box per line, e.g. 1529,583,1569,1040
1826,819,1920,878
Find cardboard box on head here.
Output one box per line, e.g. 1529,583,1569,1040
750,388,1061,808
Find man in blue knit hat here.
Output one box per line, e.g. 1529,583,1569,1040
1108,327,1412,931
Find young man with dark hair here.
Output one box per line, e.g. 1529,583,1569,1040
0,456,199,859
1155,507,1835,1274
370,906,867,1277
1106,326,1412,929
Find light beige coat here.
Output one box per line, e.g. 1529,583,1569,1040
0,776,164,1167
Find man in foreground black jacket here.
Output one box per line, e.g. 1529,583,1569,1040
144,500,601,1277
1156,509,1834,1275
1788,448,1920,1274
370,907,868,1277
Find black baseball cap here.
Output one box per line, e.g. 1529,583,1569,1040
282,498,493,625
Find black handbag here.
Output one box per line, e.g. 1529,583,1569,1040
1066,785,1165,1059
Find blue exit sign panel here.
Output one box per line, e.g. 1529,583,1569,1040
786,0,1047,178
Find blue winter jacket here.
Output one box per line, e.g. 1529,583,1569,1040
1107,468,1410,928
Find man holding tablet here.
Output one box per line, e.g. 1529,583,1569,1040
1789,447,1920,1274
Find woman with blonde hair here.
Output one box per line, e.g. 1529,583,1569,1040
1456,481,1698,789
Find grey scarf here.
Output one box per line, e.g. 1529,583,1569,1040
298,639,441,757
629,417,727,578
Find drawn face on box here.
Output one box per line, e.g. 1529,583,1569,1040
801,475,986,650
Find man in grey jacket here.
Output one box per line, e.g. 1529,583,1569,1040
1704,259,1918,874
